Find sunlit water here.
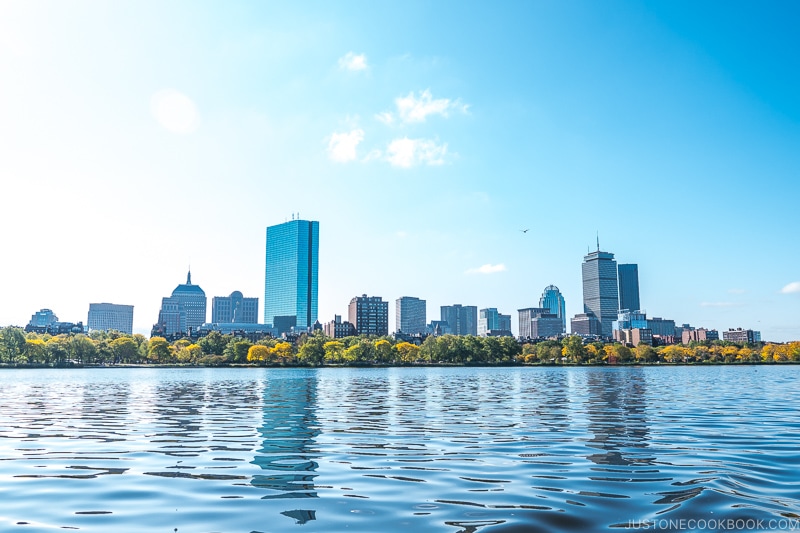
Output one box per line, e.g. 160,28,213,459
1,366,798,532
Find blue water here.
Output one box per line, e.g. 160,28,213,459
0,366,798,532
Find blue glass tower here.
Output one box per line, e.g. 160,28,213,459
539,285,567,333
617,263,641,312
264,219,319,333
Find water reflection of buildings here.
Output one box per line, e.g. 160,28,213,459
252,374,320,524
583,369,650,467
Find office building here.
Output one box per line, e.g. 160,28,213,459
647,317,676,337
27,309,58,330
323,315,357,339
616,328,653,346
212,291,259,324
571,313,601,336
615,310,648,330
264,218,319,334
722,328,761,344
156,271,207,337
440,304,478,336
349,295,389,336
582,248,619,337
617,263,641,312
478,308,512,336
682,328,720,344
518,307,560,339
87,303,134,334
396,296,426,335
539,285,566,333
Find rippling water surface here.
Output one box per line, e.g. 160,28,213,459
1,366,799,532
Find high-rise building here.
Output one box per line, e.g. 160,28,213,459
156,271,207,336
582,249,619,337
396,296,426,335
264,219,319,334
212,291,259,324
617,264,641,312
478,308,512,336
440,305,478,336
539,285,566,333
348,295,389,336
87,303,134,334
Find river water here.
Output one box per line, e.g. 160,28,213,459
0,366,798,532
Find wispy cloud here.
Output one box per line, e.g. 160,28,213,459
151,89,199,134
338,52,367,71
781,281,800,294
727,288,746,294
380,89,468,124
395,230,408,239
327,129,364,162
699,301,742,308
386,137,448,167
466,263,507,275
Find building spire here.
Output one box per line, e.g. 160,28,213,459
596,231,600,252
187,269,192,285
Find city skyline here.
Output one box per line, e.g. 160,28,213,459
1,2,799,341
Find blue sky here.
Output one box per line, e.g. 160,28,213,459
1,0,798,340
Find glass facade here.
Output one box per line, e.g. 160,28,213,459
264,220,319,331
582,250,619,337
617,263,641,312
539,285,566,333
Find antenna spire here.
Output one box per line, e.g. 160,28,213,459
596,231,600,251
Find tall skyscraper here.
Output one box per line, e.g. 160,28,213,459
349,295,389,336
396,296,426,335
212,291,259,324
617,263,641,312
582,248,619,337
88,303,134,334
156,271,207,336
264,219,319,333
539,285,566,333
440,305,478,336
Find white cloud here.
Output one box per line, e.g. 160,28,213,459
466,263,507,275
327,129,364,163
151,89,199,134
393,89,468,123
386,137,448,168
375,111,394,125
338,52,368,71
781,281,800,294
727,288,746,294
395,230,408,239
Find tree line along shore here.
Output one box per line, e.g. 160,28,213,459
0,326,798,367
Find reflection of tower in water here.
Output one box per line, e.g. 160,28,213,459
251,374,320,523
583,369,650,467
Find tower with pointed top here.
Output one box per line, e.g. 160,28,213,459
581,247,619,338
155,270,207,336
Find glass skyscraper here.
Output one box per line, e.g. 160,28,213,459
539,285,566,333
264,219,319,333
617,263,641,312
582,249,619,337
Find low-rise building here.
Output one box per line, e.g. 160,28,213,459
571,313,601,336
723,328,761,344
324,315,357,338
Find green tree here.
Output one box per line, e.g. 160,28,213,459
297,333,326,365
0,327,27,364
324,340,345,364
110,336,140,364
374,339,394,364
198,331,228,355
148,337,172,363
68,334,97,364
24,338,47,365
561,336,586,364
